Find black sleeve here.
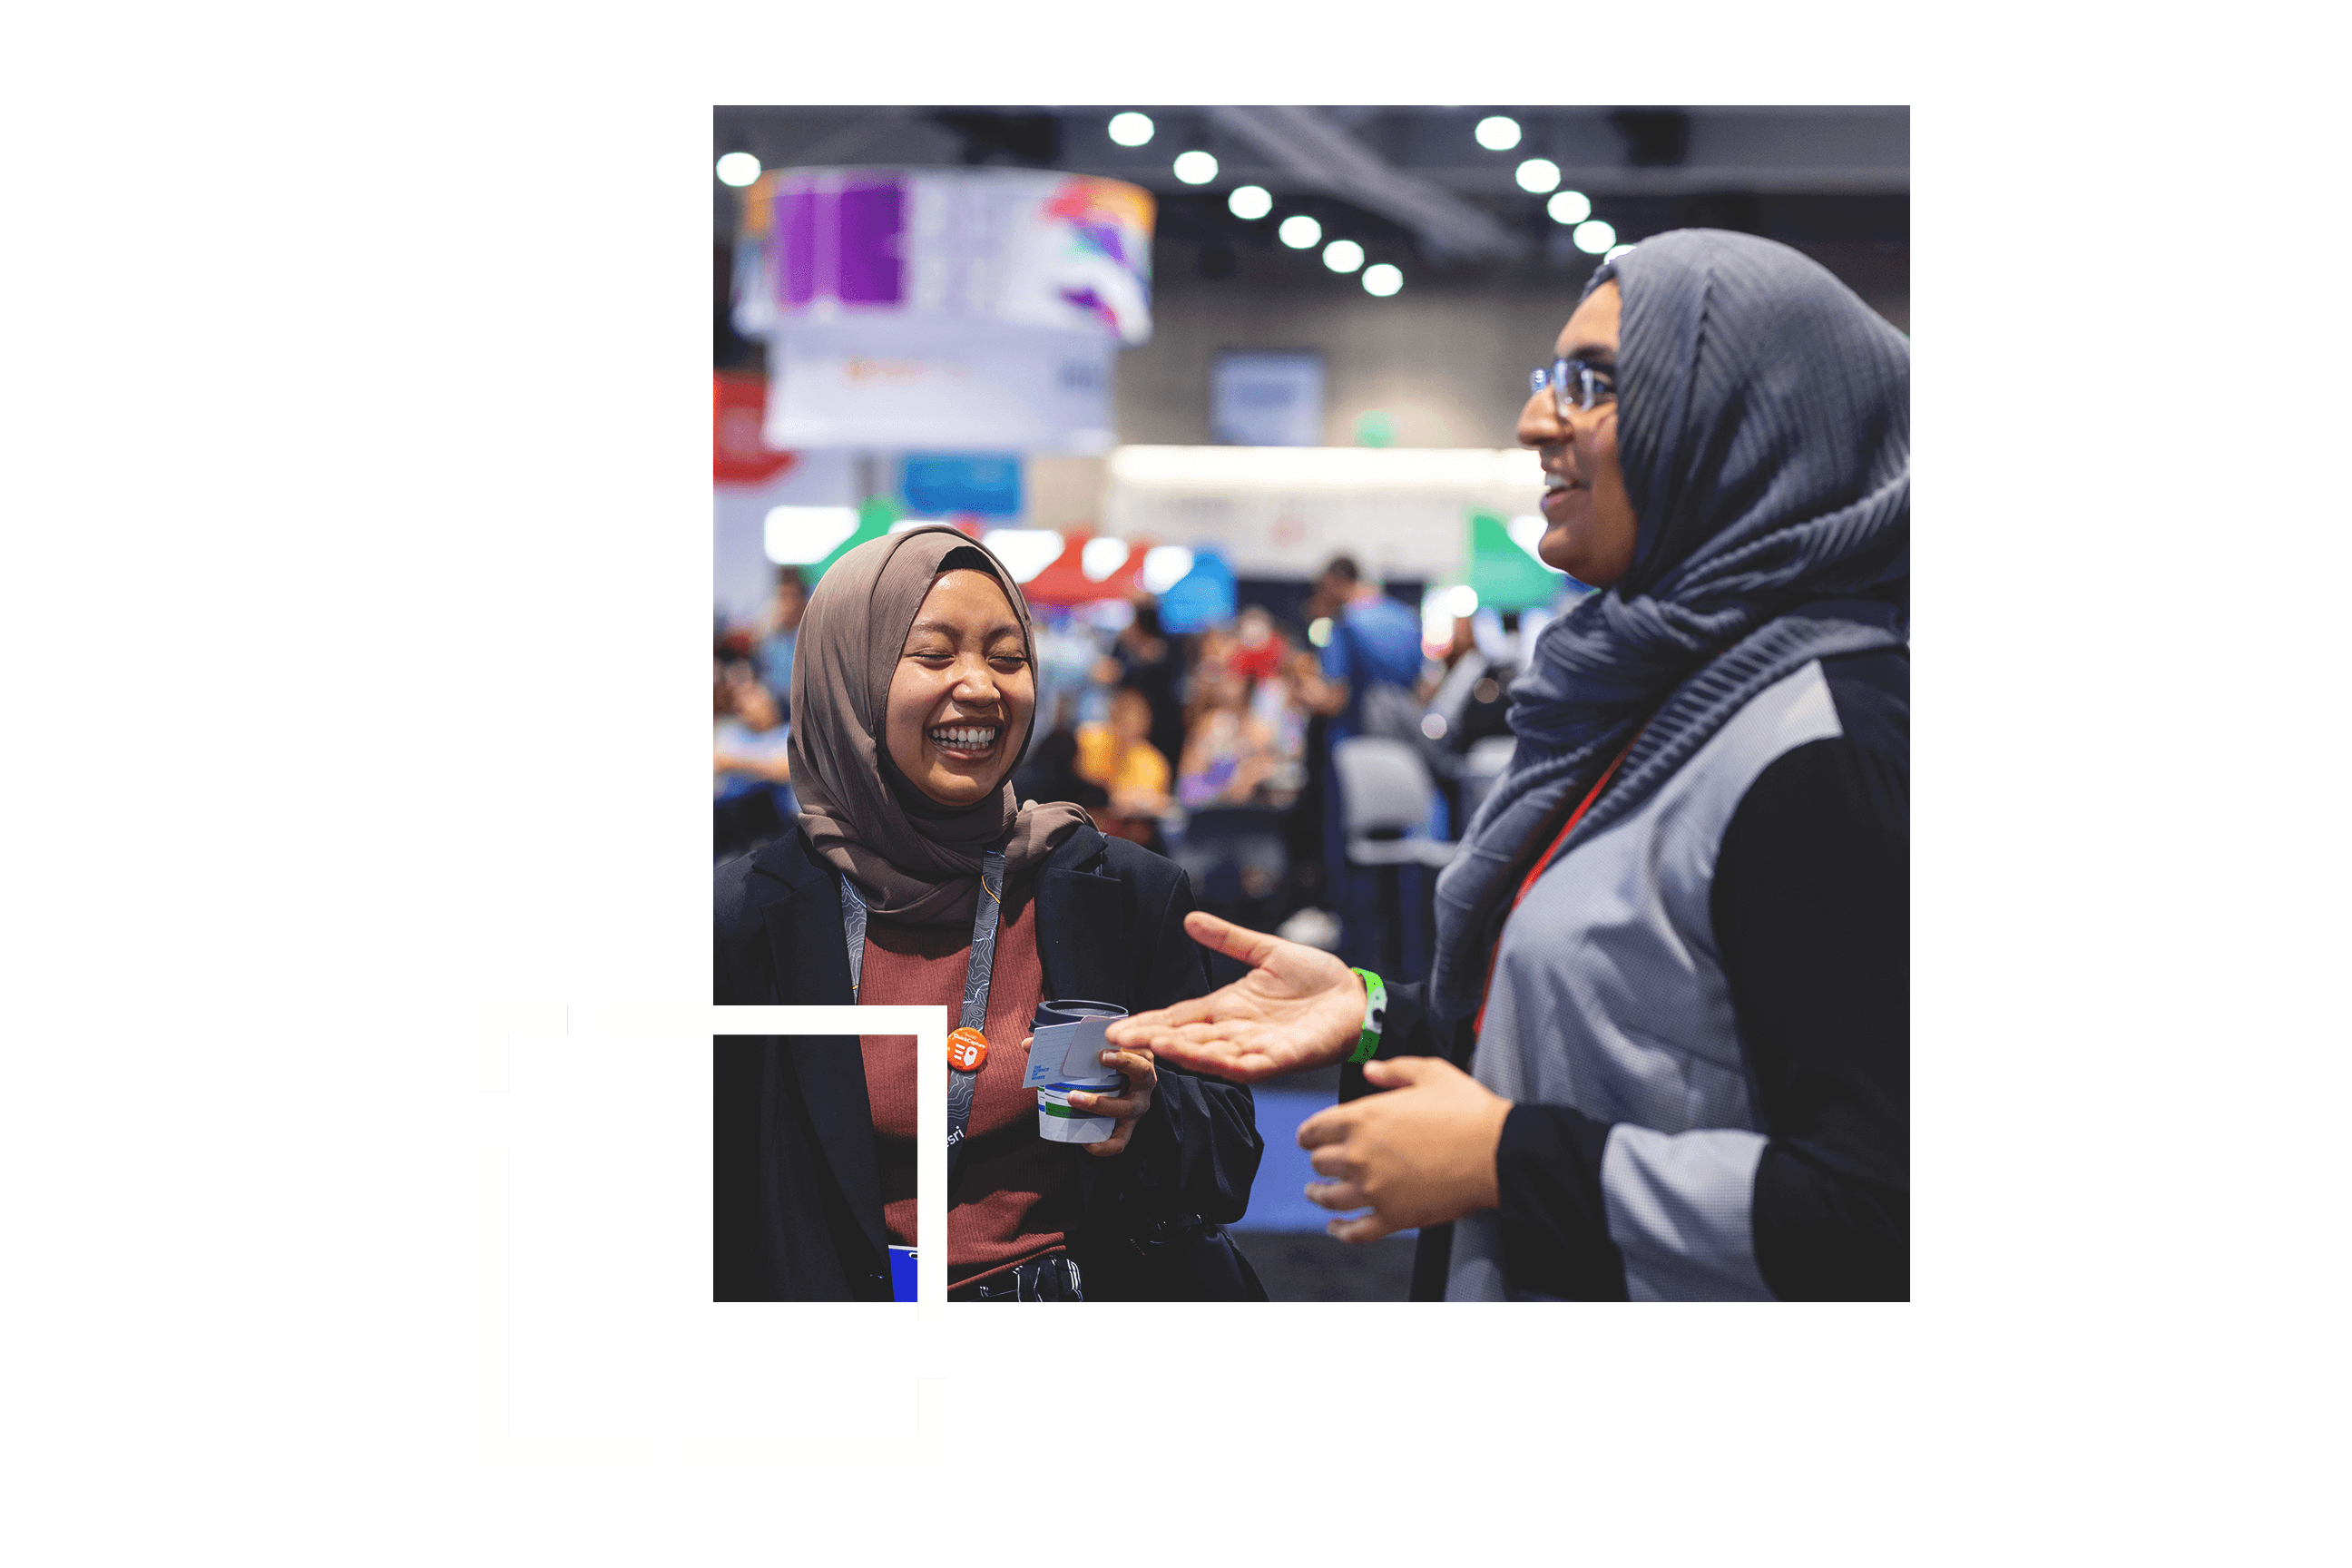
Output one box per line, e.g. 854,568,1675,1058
712,848,776,1004
1491,1104,1627,1299
1713,716,1909,1300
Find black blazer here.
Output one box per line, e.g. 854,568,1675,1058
713,820,1263,1301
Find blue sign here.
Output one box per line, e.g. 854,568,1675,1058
1157,548,1237,634
900,454,1024,518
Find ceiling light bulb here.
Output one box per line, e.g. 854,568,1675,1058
1278,214,1322,249
1573,220,1617,254
1322,239,1365,273
1228,184,1272,220
1475,116,1522,151
1361,263,1402,297
1515,158,1561,193
715,152,761,188
1172,151,1218,184
1603,244,1636,262
1546,190,1591,225
1108,112,1154,147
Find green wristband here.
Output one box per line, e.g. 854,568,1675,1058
1347,969,1387,1064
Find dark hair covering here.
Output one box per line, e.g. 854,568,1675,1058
1427,229,1909,1023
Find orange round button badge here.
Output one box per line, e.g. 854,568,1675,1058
946,1027,989,1072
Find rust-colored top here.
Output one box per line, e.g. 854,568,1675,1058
858,873,1072,1283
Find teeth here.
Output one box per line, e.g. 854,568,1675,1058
929,726,997,749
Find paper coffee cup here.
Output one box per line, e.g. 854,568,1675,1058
1029,1000,1128,1144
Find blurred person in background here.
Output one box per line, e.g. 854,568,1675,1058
1191,622,1237,670
1419,613,1520,827
1410,615,1483,815
1094,600,1186,772
714,525,1263,1300
1076,683,1174,849
1178,650,1281,808
713,662,795,799
1113,230,1908,1302
1010,727,1110,823
1299,555,1441,967
1305,556,1427,743
1256,646,1313,798
713,661,797,864
754,567,808,717
1028,607,1105,753
1229,605,1285,686
1423,614,1484,730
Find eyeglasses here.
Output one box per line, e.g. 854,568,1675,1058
1529,358,1616,417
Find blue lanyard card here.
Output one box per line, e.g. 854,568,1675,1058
889,1245,917,1303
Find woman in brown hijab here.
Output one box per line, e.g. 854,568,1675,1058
714,525,1264,1302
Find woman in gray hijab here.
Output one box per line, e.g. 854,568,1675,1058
715,525,1264,1301
1112,230,1908,1301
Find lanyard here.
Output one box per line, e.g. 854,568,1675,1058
841,848,1006,1188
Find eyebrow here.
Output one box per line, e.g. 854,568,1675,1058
905,618,1025,643
1555,346,1617,368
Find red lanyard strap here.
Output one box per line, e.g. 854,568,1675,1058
1473,739,1636,1034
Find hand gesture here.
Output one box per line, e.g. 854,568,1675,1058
1105,911,1365,1083
1298,1056,1513,1242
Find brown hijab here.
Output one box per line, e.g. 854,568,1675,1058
787,524,1089,925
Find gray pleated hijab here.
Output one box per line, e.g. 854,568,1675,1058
1427,229,1910,1024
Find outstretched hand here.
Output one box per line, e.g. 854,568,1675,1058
1104,911,1366,1083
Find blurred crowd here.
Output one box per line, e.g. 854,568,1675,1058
716,553,1577,977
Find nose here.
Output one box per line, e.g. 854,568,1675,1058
1516,384,1563,451
950,655,1001,708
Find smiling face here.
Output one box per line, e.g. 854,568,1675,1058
1517,279,1639,587
883,568,1035,808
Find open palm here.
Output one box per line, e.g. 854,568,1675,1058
1105,911,1366,1083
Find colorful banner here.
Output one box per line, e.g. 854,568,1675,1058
736,168,1154,452
739,169,1153,343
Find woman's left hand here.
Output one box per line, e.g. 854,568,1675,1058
1063,1045,1158,1158
1297,1057,1514,1242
